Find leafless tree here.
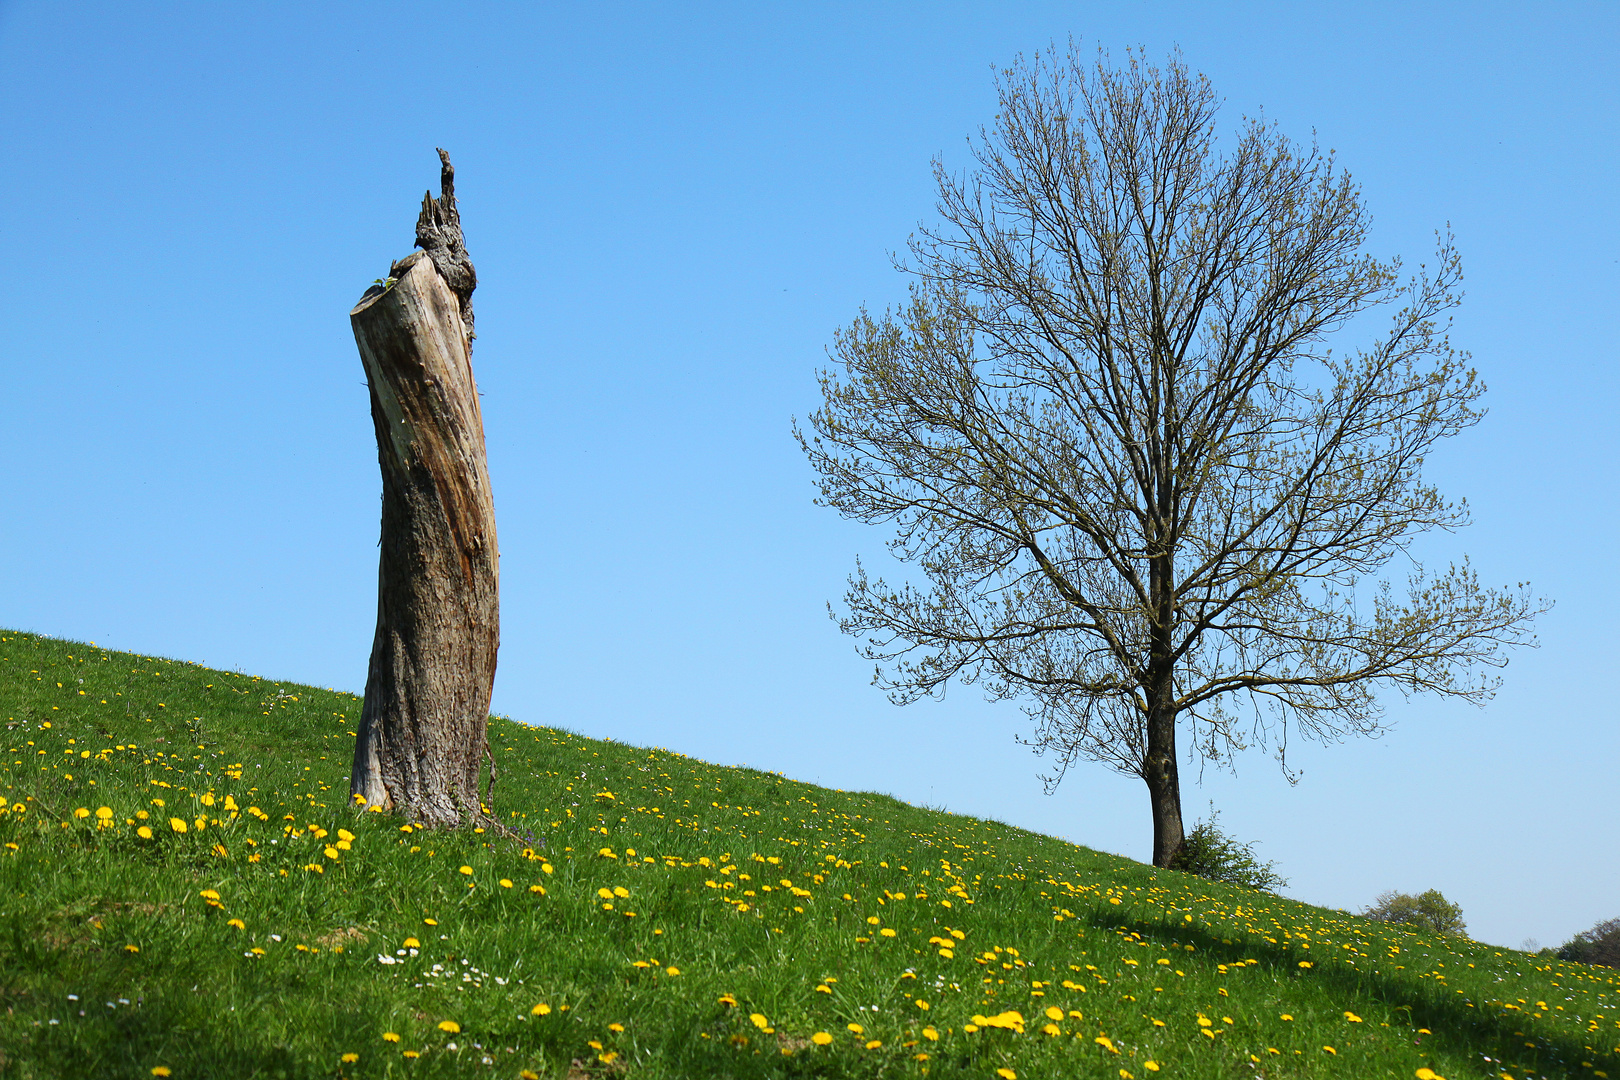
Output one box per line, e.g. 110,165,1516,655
797,46,1547,867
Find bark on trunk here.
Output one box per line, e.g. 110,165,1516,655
1144,697,1185,868
349,151,499,827
1145,559,1184,867
1145,474,1185,867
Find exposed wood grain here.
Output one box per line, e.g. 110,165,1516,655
348,154,498,827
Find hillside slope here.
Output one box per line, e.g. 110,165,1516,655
1,630,1614,1079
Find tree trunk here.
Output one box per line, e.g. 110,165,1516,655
1145,494,1185,867
1144,696,1185,868
1143,614,1185,867
348,151,499,827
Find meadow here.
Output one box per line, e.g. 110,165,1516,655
1,629,1614,1079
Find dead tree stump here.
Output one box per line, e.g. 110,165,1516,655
348,150,500,827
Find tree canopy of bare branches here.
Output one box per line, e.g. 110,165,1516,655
797,45,1547,867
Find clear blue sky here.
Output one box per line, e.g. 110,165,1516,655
1,1,1614,950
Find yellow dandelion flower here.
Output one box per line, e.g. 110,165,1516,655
1298,961,1313,969
74,807,90,819
1344,1011,1362,1022
847,1022,864,1035
922,1027,938,1041
750,1014,771,1030
531,1004,552,1016
340,1053,358,1063
1144,1063,1160,1073
608,1023,624,1033
811,1032,832,1046
403,937,420,948
499,879,513,889
151,1069,171,1078
437,1020,460,1034
382,1032,401,1042
227,918,245,930
1280,1013,1294,1021
169,817,187,833
458,865,473,876
1322,1045,1336,1054
665,966,681,976
997,1069,1017,1080
1045,1006,1063,1021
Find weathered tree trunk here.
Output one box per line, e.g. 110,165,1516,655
349,150,499,827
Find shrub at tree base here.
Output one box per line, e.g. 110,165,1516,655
1168,810,1288,893
1363,889,1468,937
1558,917,1620,968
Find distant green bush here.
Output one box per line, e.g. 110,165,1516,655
1362,889,1467,936
1557,917,1620,968
1170,810,1288,892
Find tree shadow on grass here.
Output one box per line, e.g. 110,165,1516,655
1086,903,1612,1080
0,983,306,1080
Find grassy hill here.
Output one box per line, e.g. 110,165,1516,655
1,630,1614,1079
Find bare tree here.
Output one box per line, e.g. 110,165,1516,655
798,46,1547,868
349,150,501,828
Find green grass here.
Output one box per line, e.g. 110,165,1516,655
1,629,1614,1080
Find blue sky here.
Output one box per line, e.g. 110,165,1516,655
1,1,1614,950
